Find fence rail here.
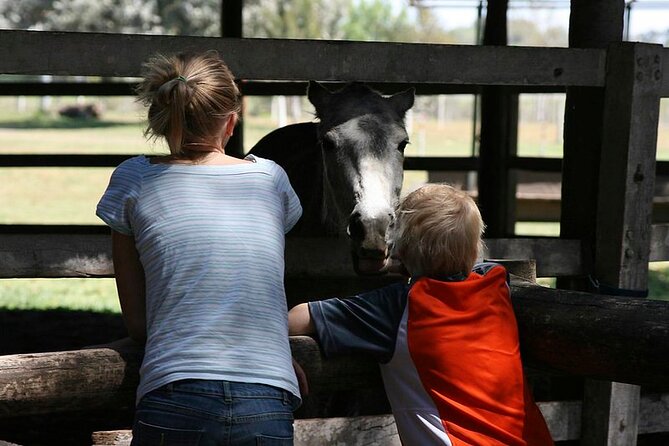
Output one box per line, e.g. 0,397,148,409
0,30,606,87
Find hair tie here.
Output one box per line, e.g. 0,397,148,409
176,75,188,83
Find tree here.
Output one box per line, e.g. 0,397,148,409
243,0,349,39
635,28,669,46
42,0,160,34
340,0,415,42
508,18,567,47
155,0,220,36
0,0,220,36
0,0,56,30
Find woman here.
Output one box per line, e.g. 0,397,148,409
97,51,302,445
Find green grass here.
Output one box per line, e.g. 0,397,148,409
649,262,669,301
0,278,120,312
2,98,669,310
0,167,115,224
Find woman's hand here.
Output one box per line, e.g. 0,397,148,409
292,357,309,397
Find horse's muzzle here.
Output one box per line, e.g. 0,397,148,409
347,211,393,275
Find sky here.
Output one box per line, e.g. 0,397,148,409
397,1,669,42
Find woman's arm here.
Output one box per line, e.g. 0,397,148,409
111,230,147,344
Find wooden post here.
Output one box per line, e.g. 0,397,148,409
560,3,628,444
581,42,663,446
559,0,624,290
221,0,245,157
478,0,518,237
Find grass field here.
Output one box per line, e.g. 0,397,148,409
1,95,669,311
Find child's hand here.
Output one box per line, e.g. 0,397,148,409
386,257,409,277
292,357,309,397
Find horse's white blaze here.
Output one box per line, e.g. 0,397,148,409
357,156,394,221
335,118,396,221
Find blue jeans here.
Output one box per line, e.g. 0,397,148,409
131,379,300,446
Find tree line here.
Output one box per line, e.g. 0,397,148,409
0,0,572,46
0,0,456,43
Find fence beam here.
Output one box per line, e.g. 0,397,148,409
1,282,668,419
582,41,663,446
0,30,605,86
0,231,585,279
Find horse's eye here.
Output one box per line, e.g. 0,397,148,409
397,140,409,153
321,139,336,151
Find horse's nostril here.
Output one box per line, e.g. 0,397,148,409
359,247,387,260
347,212,365,240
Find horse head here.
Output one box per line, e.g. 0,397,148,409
308,81,415,275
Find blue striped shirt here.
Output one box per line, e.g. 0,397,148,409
96,155,302,404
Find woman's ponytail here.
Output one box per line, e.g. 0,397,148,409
137,51,240,158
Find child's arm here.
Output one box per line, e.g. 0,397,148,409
288,283,409,362
288,304,313,396
288,303,315,335
112,230,147,344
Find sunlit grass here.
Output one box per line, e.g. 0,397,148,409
515,222,560,236
0,278,120,313
0,167,114,224
1,97,669,309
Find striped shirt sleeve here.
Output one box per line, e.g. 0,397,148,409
96,157,143,235
270,161,302,232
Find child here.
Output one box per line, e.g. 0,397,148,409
97,51,303,445
289,184,554,445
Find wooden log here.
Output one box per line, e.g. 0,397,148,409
91,430,132,446
0,339,142,417
0,229,585,279
0,336,379,418
511,281,669,388
481,238,582,277
0,30,605,86
5,228,669,281
0,232,113,278
88,395,669,444
1,282,668,418
90,418,401,446
295,415,400,446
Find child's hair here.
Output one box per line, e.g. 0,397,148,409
393,184,484,277
136,51,241,157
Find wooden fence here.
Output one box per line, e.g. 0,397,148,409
1,29,669,445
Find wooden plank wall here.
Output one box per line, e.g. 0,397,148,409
0,30,605,84
1,30,669,445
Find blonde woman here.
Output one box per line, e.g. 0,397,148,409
97,51,302,445
289,184,554,446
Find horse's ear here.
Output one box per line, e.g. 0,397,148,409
387,87,415,116
307,81,331,111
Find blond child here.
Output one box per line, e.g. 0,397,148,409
289,184,553,445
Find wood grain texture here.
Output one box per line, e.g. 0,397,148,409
0,231,585,278
1,282,668,418
0,30,605,86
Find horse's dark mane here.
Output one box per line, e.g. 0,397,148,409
314,83,405,132
248,122,329,236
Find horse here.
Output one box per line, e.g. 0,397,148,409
250,81,415,275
